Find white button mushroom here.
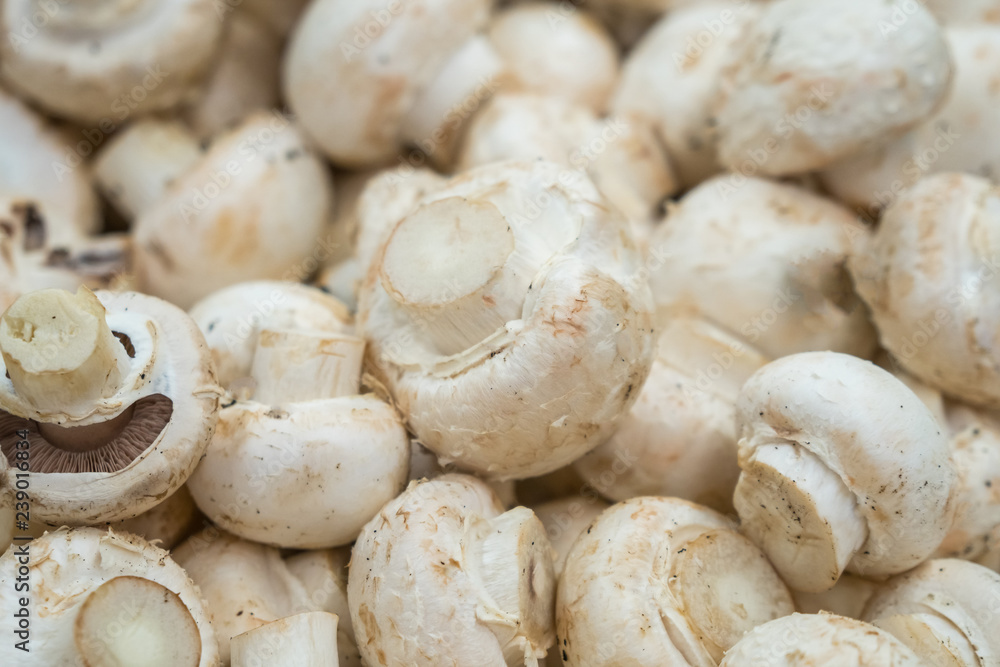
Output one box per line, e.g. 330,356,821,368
0,287,220,525
863,559,1000,664
94,113,334,309
557,496,794,666
0,0,223,124
358,160,655,479
284,549,361,667
849,173,1000,410
734,351,956,593
231,611,341,667
187,328,409,548
0,527,219,666
719,612,925,666
647,175,876,359
712,0,953,175
348,474,556,666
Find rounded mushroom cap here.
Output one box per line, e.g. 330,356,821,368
0,527,218,666
849,172,1000,409
863,559,1000,664
735,351,955,589
283,0,492,166
488,3,619,113
712,0,952,175
189,280,352,390
612,1,761,188
648,175,876,359
358,160,655,480
557,496,794,666
0,289,219,524
0,0,222,124
348,474,556,666
719,613,925,666
132,112,334,309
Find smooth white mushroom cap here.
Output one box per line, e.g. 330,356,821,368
719,613,925,666
849,173,1000,409
358,160,655,480
735,352,955,592
648,175,876,360
0,0,222,124
712,0,953,175
0,527,218,666
557,496,794,666
348,474,556,666
863,559,1000,665
488,3,619,113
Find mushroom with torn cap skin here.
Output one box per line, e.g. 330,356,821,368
0,0,223,124
734,351,956,593
0,287,220,525
187,328,409,548
0,527,219,666
358,160,655,480
231,611,341,667
863,559,1000,665
348,474,557,666
557,496,795,666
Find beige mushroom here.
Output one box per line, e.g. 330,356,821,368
231,611,340,667
557,496,794,666
0,527,218,666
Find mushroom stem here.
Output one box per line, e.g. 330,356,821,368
378,196,526,355
467,506,555,664
93,119,202,218
36,403,135,453
250,329,365,404
0,288,131,416
733,442,869,592
230,611,340,667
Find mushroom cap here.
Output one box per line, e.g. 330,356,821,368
188,395,409,549
712,0,952,175
0,0,222,124
612,1,761,188
719,613,925,666
283,0,492,166
573,317,768,512
189,280,352,390
648,175,876,359
735,351,955,585
348,474,556,666
132,112,334,309
0,527,218,666
557,496,794,666
0,290,219,524
863,558,1000,664
849,172,1000,409
358,160,655,480
488,3,619,113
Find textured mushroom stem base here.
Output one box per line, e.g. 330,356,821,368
467,507,556,665
250,329,365,404
0,288,130,415
231,611,340,667
75,576,202,667
874,614,978,667
734,443,868,592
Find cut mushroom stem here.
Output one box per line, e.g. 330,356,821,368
467,506,554,664
734,443,868,592
873,614,977,667
0,287,130,416
249,329,365,404
231,611,340,667
378,196,525,355
75,576,203,667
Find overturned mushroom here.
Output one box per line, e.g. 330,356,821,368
0,287,219,525
349,474,556,666
358,160,654,479
734,351,955,592
557,496,794,666
231,611,340,667
0,527,218,666
187,328,409,548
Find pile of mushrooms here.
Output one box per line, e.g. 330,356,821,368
3,0,1000,664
